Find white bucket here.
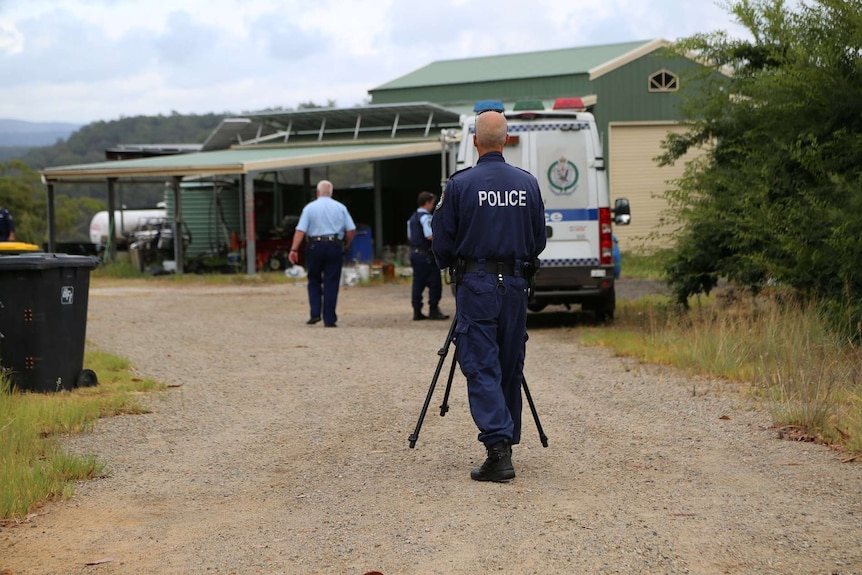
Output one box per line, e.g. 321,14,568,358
357,264,370,281
342,267,359,286
285,265,307,279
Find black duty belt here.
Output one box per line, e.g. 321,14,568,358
411,248,430,255
309,235,340,243
463,259,516,276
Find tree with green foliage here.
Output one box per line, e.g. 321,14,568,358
0,161,46,244
660,0,862,333
0,161,104,244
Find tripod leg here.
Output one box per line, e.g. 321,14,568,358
439,349,458,416
522,376,549,447
408,316,458,448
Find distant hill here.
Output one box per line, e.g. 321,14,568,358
0,118,82,146
9,113,227,206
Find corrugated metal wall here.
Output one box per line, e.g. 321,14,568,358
165,181,242,258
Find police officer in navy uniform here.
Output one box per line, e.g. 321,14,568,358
407,191,449,321
0,204,15,242
288,180,356,327
432,109,546,482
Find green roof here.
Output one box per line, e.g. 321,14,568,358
372,40,657,91
41,140,445,182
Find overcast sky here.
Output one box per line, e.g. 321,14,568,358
0,0,751,125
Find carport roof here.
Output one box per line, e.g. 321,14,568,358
201,101,463,151
40,139,448,183
40,102,463,184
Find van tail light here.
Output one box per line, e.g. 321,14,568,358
599,207,613,265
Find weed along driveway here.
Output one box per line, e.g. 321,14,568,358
2,279,861,574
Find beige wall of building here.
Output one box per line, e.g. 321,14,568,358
609,122,704,253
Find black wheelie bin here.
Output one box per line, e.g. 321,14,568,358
0,253,99,392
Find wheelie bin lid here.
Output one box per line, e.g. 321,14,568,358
0,252,99,270
0,242,42,254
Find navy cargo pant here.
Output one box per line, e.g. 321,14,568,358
305,241,343,326
410,251,442,311
454,270,529,447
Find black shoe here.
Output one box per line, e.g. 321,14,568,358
428,306,449,320
470,440,515,482
413,310,428,321
306,316,322,325
324,324,337,328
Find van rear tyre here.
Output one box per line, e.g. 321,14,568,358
594,308,614,323
593,290,616,323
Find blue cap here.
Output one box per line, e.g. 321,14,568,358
473,100,505,114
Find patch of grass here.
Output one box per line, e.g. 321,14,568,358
91,257,144,279
0,349,163,521
619,249,671,280
582,288,862,456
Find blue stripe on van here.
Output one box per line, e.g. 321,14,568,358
545,208,598,222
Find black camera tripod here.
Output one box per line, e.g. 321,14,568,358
408,314,549,449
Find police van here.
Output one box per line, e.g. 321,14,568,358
451,98,631,321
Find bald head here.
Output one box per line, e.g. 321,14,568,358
474,111,508,154
317,180,333,197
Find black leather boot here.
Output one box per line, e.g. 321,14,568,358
413,309,428,321
470,440,515,482
428,305,449,320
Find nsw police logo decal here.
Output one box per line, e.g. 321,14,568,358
547,157,578,195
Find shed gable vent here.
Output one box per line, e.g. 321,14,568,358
648,69,679,92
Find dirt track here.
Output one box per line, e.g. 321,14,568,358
1,278,860,575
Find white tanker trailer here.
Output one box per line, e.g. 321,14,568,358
89,202,167,249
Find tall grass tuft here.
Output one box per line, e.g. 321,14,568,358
585,286,862,455
0,349,163,521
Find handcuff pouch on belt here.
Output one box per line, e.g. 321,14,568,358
523,258,540,299
412,247,434,265
449,259,466,286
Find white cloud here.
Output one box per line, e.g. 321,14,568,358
0,0,750,123
0,21,23,54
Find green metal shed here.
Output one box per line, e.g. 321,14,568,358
369,38,719,251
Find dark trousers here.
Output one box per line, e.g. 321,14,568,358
454,272,529,447
410,252,442,311
305,241,343,326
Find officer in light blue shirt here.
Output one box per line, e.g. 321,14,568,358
288,180,356,327
432,110,546,482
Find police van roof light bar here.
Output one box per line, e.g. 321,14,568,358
553,97,586,111
512,100,545,111
474,100,505,114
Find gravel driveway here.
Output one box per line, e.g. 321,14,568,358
2,278,861,575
